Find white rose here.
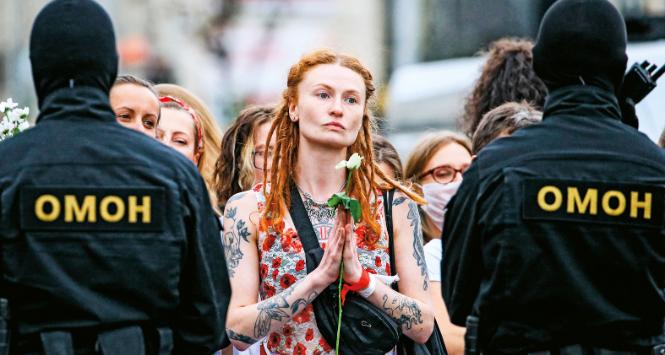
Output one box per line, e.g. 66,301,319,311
335,160,348,170
346,153,363,170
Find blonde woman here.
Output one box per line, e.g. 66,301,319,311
155,84,223,212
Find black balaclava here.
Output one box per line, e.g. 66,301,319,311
533,0,628,93
30,0,118,108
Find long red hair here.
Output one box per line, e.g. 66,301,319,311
262,49,423,238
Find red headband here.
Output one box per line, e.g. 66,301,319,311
159,95,204,154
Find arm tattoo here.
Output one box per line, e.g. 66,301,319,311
227,191,247,205
253,282,316,339
407,201,429,290
227,329,258,345
290,291,318,314
222,207,251,278
381,294,424,330
254,290,291,339
392,196,407,206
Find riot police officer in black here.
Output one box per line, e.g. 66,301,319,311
0,0,230,353
442,0,665,354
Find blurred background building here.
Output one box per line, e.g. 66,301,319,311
1,0,663,156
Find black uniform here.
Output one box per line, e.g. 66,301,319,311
442,1,665,353
0,1,229,353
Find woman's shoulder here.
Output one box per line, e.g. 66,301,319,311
224,184,267,214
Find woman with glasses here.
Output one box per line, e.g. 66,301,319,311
214,105,275,214
404,130,472,355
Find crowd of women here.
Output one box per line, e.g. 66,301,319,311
108,37,664,355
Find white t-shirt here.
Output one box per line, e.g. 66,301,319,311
423,239,442,282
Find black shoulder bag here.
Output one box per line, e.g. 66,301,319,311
289,187,400,355
383,189,448,355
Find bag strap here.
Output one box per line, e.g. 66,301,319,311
288,184,323,273
382,189,399,292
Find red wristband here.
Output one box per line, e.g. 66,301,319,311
345,269,370,292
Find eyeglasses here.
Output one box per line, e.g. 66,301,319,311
252,149,274,170
418,164,467,184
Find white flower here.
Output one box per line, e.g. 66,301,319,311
335,160,347,170
7,110,20,123
0,97,30,141
18,107,29,118
5,98,17,110
334,153,364,170
346,153,363,169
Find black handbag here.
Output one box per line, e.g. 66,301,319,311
289,186,400,355
383,189,448,355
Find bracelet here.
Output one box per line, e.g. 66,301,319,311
358,274,376,298
345,269,370,292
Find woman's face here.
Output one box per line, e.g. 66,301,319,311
290,64,366,149
156,108,198,163
252,121,276,185
419,142,472,185
109,84,160,136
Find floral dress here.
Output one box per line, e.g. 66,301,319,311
254,184,392,355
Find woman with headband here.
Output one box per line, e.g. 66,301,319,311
155,83,224,213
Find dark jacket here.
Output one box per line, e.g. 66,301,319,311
442,85,665,354
0,86,230,354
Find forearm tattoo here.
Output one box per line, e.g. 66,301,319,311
407,201,429,290
227,329,258,345
290,291,319,314
254,292,290,339
222,206,251,278
381,294,424,330
253,282,317,339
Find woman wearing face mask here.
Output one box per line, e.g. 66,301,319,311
155,84,223,213
404,131,472,355
109,75,160,136
223,49,433,354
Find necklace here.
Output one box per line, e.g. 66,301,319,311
294,181,346,205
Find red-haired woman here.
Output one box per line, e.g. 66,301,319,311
222,49,434,354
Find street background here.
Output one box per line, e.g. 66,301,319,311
1,0,663,156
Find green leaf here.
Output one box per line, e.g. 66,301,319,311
327,192,348,208
349,199,361,223
327,194,340,208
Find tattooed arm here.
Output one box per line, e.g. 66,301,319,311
222,191,344,351
343,193,435,343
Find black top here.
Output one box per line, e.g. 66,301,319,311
442,84,665,353
0,86,230,353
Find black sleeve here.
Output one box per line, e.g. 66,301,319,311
441,164,483,327
173,173,231,353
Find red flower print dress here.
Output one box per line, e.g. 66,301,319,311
254,184,392,354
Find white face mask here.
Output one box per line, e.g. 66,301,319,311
421,181,462,231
